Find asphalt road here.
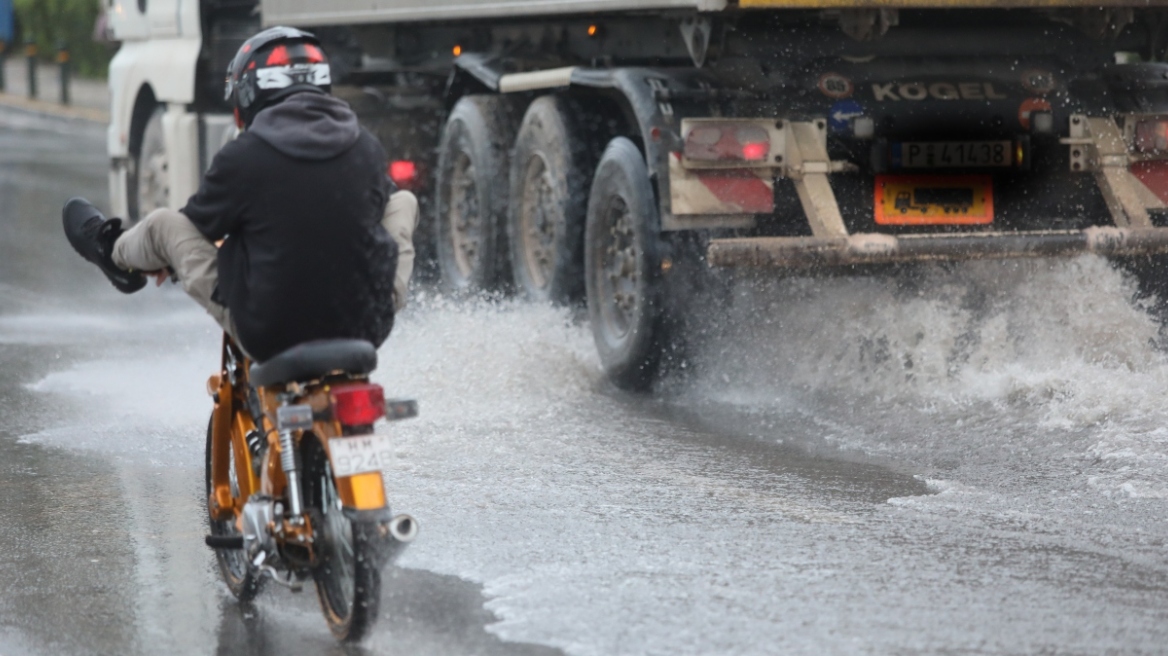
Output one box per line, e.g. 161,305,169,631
0,105,1166,655
0,107,560,656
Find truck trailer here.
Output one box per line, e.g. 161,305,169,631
107,0,1168,388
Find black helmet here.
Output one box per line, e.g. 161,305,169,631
224,26,331,128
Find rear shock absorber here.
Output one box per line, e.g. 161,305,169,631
279,427,304,520
275,400,313,522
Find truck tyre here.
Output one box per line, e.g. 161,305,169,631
508,96,592,303
131,107,169,224
585,137,667,390
434,96,516,293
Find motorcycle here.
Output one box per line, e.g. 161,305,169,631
203,334,417,642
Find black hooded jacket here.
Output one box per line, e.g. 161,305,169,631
181,91,398,362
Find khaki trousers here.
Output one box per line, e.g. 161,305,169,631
111,191,419,339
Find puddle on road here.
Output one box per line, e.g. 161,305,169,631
212,568,562,656
610,391,932,506
0,333,561,655
0,430,141,655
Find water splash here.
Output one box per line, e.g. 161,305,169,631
673,255,1168,498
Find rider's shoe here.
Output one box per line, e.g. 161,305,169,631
62,197,147,294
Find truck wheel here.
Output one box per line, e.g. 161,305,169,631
508,96,592,303
585,137,666,390
435,96,516,292
131,107,169,224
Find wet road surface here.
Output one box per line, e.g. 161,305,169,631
0,106,1166,655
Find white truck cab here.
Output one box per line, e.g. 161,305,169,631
106,0,239,221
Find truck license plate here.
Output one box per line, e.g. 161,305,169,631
874,175,994,226
328,435,394,478
892,141,1013,169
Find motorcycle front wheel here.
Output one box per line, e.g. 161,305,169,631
301,435,382,642
204,413,263,601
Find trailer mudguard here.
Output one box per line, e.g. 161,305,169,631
568,68,708,231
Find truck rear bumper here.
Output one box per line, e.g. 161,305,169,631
707,227,1168,269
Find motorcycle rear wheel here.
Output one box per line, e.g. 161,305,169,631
301,435,382,642
204,413,263,601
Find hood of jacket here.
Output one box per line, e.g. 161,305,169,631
248,91,361,160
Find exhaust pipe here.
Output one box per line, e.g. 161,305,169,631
389,513,418,543
375,513,418,567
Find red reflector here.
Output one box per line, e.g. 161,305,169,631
684,123,770,162
265,45,290,66
304,44,325,64
1136,119,1168,153
389,160,418,188
332,384,386,426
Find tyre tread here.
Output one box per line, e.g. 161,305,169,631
508,95,595,302
584,137,667,390
434,95,520,292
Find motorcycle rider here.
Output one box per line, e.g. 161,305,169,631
63,27,417,362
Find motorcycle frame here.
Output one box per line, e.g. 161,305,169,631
206,334,390,530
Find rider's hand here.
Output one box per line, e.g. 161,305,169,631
145,266,178,287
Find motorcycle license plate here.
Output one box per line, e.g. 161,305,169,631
329,435,394,478
874,175,994,226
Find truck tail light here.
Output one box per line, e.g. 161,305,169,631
1135,119,1168,153
388,160,419,189
684,123,770,162
332,383,386,426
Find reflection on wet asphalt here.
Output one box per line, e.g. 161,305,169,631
2,105,1166,655
0,368,139,655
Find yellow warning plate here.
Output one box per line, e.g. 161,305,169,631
874,175,993,226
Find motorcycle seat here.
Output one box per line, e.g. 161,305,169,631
250,339,378,387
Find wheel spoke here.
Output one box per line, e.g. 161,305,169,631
208,417,254,596
317,463,356,616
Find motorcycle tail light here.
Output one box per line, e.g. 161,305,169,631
1135,119,1168,153
684,122,770,162
332,383,386,426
